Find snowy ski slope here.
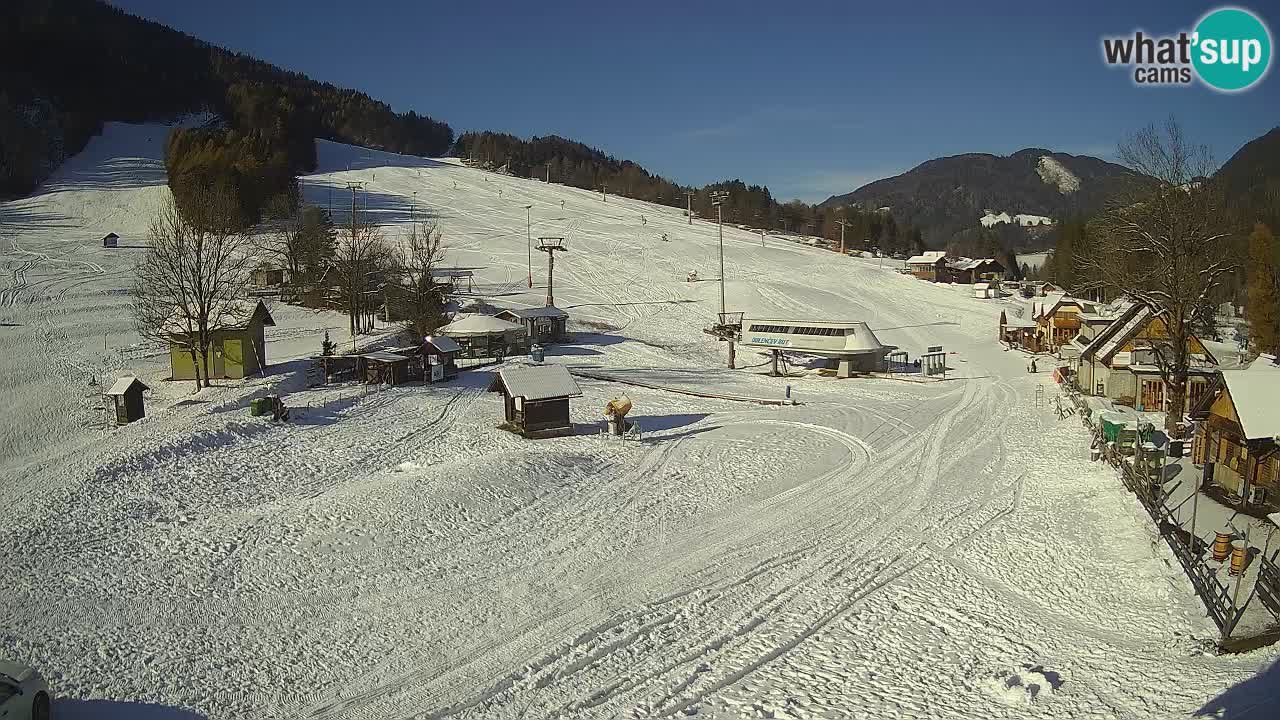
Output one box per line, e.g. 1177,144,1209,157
0,123,1276,719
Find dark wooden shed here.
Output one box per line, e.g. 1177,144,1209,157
106,376,148,425
488,364,582,437
102,232,119,248
363,351,411,385
496,306,570,343
423,335,460,382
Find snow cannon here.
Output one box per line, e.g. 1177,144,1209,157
604,395,632,436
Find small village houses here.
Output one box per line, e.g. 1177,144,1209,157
905,251,947,281
1035,295,1098,353
1073,300,1216,413
1191,355,1280,511
948,258,1005,284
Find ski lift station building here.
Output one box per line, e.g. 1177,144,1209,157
738,319,896,377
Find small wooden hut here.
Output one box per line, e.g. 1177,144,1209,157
362,350,411,385
423,335,460,382
496,306,569,343
105,376,148,425
488,364,581,437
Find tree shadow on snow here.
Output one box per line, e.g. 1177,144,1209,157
543,345,601,357
571,332,627,347
628,413,709,433
57,698,207,720
1194,658,1280,718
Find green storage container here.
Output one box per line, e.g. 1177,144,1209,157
1101,413,1123,442
250,397,268,416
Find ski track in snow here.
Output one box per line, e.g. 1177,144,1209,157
1,124,1277,720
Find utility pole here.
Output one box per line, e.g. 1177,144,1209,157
524,205,534,288
600,184,607,202
684,190,694,225
835,218,849,255
711,190,734,369
536,237,567,306
346,181,365,352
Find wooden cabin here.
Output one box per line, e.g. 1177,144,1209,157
166,300,275,381
905,251,947,281
998,311,1038,349
362,350,412,385
102,232,119,248
1191,356,1280,511
496,306,569,343
422,335,460,382
489,364,581,437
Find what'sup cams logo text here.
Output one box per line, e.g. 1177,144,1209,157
1102,7,1272,92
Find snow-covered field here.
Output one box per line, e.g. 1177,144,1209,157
2,123,1277,719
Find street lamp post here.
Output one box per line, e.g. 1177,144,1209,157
524,205,534,288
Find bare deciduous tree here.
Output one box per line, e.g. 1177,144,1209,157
267,204,335,297
392,219,449,342
331,216,388,339
1080,118,1237,434
134,190,253,390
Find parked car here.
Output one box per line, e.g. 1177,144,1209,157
0,660,51,720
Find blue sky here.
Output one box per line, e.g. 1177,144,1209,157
111,0,1278,202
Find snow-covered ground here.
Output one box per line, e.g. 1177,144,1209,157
2,123,1278,719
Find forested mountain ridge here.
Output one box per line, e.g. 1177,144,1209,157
820,149,1139,246
1215,125,1280,230
0,0,453,199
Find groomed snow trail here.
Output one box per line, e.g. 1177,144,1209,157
2,125,1277,719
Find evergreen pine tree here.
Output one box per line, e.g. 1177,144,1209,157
1246,222,1280,355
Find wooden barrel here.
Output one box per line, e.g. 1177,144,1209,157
1230,543,1248,576
1213,531,1233,562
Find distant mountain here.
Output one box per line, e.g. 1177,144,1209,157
1,0,452,197
820,149,1138,246
1214,126,1280,229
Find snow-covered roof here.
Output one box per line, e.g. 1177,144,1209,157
906,251,946,265
948,257,1001,271
423,335,461,353
436,314,524,336
497,306,569,320
1036,294,1095,320
363,351,408,363
1003,316,1037,328
494,364,581,401
106,376,147,396
1095,304,1153,362
1221,359,1280,440
1078,302,1138,360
